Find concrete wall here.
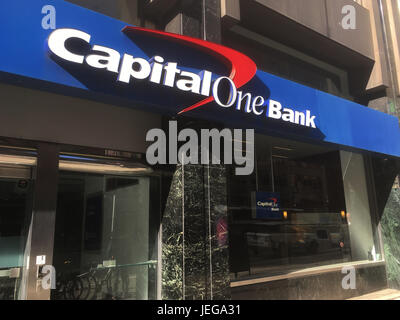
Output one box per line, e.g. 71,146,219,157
383,0,400,97
222,0,374,60
220,0,375,95
66,0,140,25
0,83,161,153
361,0,391,92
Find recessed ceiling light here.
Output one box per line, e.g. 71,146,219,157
273,146,293,151
272,155,289,159
59,161,152,175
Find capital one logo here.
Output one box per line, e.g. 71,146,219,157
47,27,317,128
257,198,278,208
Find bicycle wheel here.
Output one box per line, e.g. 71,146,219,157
64,278,84,300
53,279,65,300
0,279,16,300
106,269,124,300
79,275,97,300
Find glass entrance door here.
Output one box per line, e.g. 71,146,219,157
51,157,159,300
0,154,35,300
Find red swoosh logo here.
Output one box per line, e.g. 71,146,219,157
268,198,278,204
122,26,257,114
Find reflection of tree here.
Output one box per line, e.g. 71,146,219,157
162,165,208,300
162,168,184,300
162,232,183,300
381,185,400,289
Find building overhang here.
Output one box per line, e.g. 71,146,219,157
1,0,399,159
221,0,376,96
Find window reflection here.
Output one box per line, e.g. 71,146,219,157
228,136,356,280
52,169,158,300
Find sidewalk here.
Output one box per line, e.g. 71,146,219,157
348,289,400,300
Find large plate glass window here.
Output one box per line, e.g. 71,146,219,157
228,135,380,281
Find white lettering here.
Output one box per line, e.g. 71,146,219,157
306,110,316,128
47,29,318,129
118,54,151,83
295,111,305,126
282,108,294,122
212,76,237,108
86,45,120,73
149,56,165,84
252,96,264,115
48,28,90,64
200,70,212,96
268,99,282,119
176,71,202,94
236,91,252,112
163,62,181,87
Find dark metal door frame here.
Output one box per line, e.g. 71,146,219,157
23,143,59,300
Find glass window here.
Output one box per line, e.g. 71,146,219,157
340,151,378,261
228,135,378,281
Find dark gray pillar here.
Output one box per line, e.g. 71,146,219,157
202,0,221,43
25,143,59,300
165,0,221,42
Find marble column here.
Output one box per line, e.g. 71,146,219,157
160,0,230,300
372,157,400,289
161,163,230,300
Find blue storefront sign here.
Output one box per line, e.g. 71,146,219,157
1,0,400,158
252,192,282,220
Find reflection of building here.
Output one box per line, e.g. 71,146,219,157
0,0,400,300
